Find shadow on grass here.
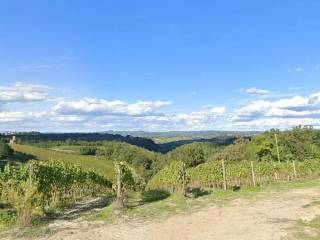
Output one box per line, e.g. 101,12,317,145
232,186,241,192
124,190,171,209
0,152,36,169
45,194,114,221
12,152,36,162
0,203,13,209
141,190,171,204
189,188,211,198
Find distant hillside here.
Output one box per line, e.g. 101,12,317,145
104,130,262,138
0,132,158,151
0,131,258,153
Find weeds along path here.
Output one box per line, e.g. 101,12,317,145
33,186,320,240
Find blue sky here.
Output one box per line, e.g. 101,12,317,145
1,1,320,132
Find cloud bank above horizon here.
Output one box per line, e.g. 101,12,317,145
0,82,319,132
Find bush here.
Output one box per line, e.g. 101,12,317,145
166,143,217,168
0,141,13,159
79,146,97,155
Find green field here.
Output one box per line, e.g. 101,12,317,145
11,144,115,180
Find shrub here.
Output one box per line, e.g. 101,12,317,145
79,146,97,155
0,141,14,159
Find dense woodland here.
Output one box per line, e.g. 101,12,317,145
1,126,320,228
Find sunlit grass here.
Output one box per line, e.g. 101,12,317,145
11,144,115,179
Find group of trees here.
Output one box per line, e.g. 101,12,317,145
0,141,13,159
214,127,320,163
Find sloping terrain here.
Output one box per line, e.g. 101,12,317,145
25,185,320,240
11,144,115,178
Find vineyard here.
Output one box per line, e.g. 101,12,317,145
1,127,320,232
0,160,112,227
147,159,320,193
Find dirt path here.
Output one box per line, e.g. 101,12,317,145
27,187,320,239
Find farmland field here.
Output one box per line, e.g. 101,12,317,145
10,144,115,179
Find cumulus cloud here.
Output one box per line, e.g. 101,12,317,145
0,111,47,122
3,81,320,131
137,106,226,130
49,98,226,131
240,87,271,97
0,82,52,103
52,98,172,117
229,118,320,130
231,92,320,129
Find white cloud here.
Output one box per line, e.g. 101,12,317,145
0,82,52,103
2,81,320,132
229,118,320,130
137,106,226,130
51,115,85,123
295,67,303,72
0,111,47,122
49,97,226,131
52,98,172,117
240,87,271,97
231,92,320,129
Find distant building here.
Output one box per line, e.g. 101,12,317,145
9,135,17,144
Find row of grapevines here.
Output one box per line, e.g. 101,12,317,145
0,160,112,224
147,159,320,192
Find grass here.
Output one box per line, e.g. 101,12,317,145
303,200,320,209
11,144,115,179
289,217,320,240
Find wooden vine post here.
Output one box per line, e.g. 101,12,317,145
181,162,187,197
292,160,297,179
251,161,256,187
221,159,227,191
274,133,281,163
178,161,188,197
29,161,34,186
116,162,124,208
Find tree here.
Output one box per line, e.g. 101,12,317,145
167,143,215,168
0,141,13,159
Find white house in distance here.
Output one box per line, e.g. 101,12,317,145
9,135,17,144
